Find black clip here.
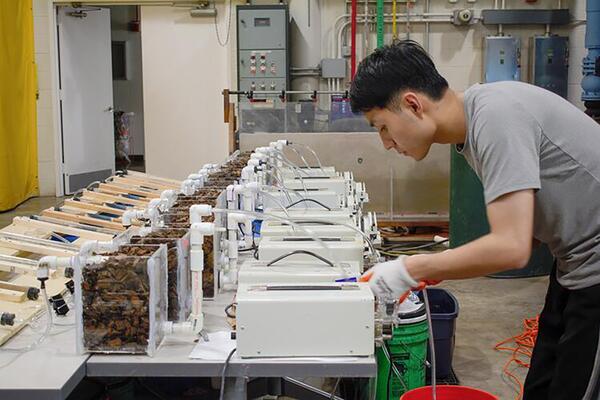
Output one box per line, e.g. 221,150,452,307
65,280,75,295
27,287,40,301
49,294,69,316
64,267,74,279
0,312,15,326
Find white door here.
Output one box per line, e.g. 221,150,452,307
57,7,115,194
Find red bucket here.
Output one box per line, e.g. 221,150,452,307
400,385,498,400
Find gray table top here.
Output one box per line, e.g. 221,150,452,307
0,313,88,400
87,291,377,378
0,286,376,399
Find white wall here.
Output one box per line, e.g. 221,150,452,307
110,6,145,156
32,0,590,196
315,0,585,107
33,0,57,196
140,5,230,180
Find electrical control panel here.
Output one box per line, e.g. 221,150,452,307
531,35,569,98
484,36,521,83
237,5,289,98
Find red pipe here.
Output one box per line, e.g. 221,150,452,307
350,0,357,80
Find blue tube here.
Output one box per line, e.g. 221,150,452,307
582,0,600,104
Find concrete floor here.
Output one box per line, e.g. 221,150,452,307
0,196,62,229
0,196,549,398
445,276,547,398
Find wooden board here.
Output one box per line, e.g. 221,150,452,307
11,216,118,240
0,259,37,275
62,199,126,216
111,176,178,191
0,288,26,303
9,217,113,242
124,170,182,186
103,181,162,195
0,237,77,257
40,210,126,232
0,169,184,346
99,183,161,198
83,191,149,207
0,281,35,294
0,275,69,346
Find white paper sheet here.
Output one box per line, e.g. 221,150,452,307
189,331,236,360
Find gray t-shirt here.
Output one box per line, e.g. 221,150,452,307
459,81,600,289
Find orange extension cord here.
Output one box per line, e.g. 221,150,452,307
494,316,540,400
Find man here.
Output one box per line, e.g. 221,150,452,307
350,40,600,399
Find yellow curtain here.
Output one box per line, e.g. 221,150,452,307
0,0,39,211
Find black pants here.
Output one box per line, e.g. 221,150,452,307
523,266,600,400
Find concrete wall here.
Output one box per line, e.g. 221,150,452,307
140,5,230,180
109,5,145,156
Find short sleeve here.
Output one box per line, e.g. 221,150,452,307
470,104,541,204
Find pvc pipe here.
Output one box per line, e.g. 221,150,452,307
189,204,213,224
225,213,249,285
122,209,145,227
364,0,369,57
160,190,176,210
226,185,237,210
337,14,453,58
405,0,411,41
180,179,195,196
189,221,215,333
79,240,118,257
425,0,430,52
351,0,358,78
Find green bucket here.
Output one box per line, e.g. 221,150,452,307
376,320,429,400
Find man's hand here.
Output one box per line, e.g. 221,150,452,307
361,257,419,301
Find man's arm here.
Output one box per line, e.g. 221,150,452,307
405,189,535,281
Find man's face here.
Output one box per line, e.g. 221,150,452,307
364,96,435,161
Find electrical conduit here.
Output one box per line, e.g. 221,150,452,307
377,0,385,47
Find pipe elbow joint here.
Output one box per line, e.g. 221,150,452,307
189,204,213,224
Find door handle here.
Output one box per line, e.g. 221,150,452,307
105,106,114,113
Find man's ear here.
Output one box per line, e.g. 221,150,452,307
402,92,424,117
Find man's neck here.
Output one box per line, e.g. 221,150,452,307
431,89,467,145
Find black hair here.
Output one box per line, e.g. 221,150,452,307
349,40,449,113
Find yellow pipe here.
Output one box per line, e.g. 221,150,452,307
392,0,397,41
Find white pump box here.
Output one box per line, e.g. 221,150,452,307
237,259,361,285
262,189,342,210
236,282,374,358
283,176,350,198
258,235,365,272
265,208,357,224
280,166,337,178
259,218,358,238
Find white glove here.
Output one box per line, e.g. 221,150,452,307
363,256,419,301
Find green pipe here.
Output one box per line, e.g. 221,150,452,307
377,0,384,47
